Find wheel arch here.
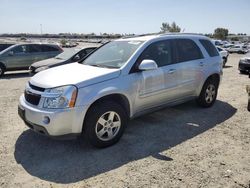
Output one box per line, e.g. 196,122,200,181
82,93,131,131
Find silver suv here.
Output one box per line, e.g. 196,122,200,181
18,34,223,148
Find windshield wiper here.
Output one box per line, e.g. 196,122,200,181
88,64,118,69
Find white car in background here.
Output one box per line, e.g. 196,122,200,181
228,45,248,54
217,47,229,67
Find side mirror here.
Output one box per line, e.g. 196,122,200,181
8,51,14,56
138,59,158,71
73,55,80,62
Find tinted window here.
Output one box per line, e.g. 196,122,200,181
137,40,173,67
85,48,95,54
175,39,203,62
200,39,219,57
41,45,59,52
28,44,41,53
12,45,28,54
217,47,222,52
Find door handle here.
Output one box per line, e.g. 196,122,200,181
168,69,176,74
199,62,204,67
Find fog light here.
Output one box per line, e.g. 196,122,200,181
43,116,50,124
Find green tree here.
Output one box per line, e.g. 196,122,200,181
160,22,181,33
213,28,229,40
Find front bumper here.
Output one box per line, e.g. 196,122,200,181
18,95,87,138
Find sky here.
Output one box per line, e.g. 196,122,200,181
0,0,249,35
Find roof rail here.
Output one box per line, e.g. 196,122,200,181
159,32,205,36
122,32,160,39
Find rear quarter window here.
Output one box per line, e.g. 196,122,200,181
200,39,219,57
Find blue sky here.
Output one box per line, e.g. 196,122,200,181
0,0,249,34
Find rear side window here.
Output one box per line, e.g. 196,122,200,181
28,45,41,53
200,39,219,57
137,40,173,67
174,39,203,63
41,45,59,52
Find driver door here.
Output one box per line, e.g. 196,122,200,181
133,40,179,112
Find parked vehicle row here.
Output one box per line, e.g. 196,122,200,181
18,33,223,148
217,46,229,67
0,43,63,77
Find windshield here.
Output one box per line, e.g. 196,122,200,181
55,49,79,60
81,41,143,68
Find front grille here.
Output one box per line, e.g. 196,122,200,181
24,90,41,105
29,82,45,92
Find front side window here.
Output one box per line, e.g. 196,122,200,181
175,39,203,62
82,41,143,68
200,39,219,57
137,40,173,67
12,45,28,54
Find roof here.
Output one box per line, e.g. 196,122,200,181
118,33,207,42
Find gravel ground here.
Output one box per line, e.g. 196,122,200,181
0,53,249,188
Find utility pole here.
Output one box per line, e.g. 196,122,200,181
40,24,43,35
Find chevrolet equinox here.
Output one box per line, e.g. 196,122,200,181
18,34,223,148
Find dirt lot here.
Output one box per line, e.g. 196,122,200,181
0,53,249,188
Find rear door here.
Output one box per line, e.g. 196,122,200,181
38,45,61,61
172,38,204,98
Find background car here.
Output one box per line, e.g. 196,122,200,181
0,43,15,52
0,43,63,77
228,45,248,54
238,55,250,74
217,46,229,67
29,47,97,73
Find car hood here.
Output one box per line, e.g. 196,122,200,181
30,63,121,89
31,58,65,68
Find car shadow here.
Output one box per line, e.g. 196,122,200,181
14,100,237,184
223,65,233,69
1,72,31,79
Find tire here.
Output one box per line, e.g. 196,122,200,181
0,63,5,77
223,58,226,67
196,78,218,108
82,101,128,148
240,70,246,74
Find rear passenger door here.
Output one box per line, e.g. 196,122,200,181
172,39,204,98
38,45,61,61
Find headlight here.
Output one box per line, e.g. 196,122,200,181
43,85,78,109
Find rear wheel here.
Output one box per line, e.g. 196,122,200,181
82,101,127,148
196,78,218,108
0,64,5,77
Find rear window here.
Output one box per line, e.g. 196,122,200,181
174,39,203,63
41,45,59,52
200,39,219,57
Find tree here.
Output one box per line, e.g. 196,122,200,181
213,28,229,40
160,22,181,33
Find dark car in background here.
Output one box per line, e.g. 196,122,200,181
29,47,96,73
0,43,63,77
238,56,250,74
0,43,15,52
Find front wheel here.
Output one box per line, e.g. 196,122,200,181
82,101,127,148
196,79,218,108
